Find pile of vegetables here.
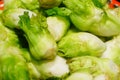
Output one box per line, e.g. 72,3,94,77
1,0,120,80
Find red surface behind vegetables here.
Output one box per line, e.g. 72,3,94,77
109,0,120,8
0,0,4,10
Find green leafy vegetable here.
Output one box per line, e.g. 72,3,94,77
34,56,69,79
19,12,57,60
0,53,30,80
63,0,120,36
47,15,70,41
4,0,40,10
67,56,119,80
39,0,63,9
65,72,93,80
45,7,72,16
58,32,106,58
2,8,36,29
102,34,120,66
